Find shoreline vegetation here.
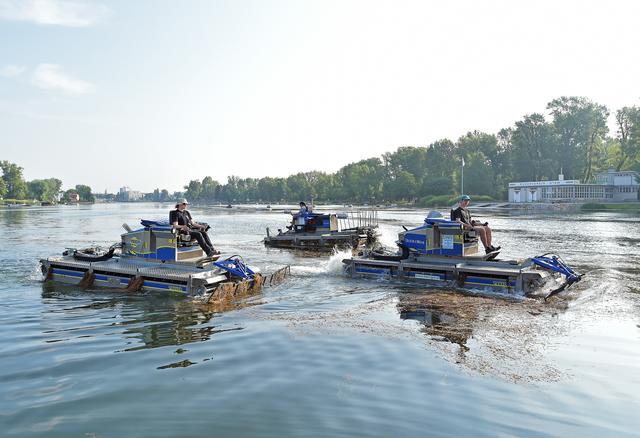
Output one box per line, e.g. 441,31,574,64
2,199,639,214
580,202,640,212
179,96,639,206
2,96,639,206
0,160,94,204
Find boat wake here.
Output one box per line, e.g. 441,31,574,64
326,248,353,273
290,248,353,276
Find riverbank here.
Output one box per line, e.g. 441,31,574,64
580,202,640,212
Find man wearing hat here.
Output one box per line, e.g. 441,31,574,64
170,199,219,257
451,195,500,254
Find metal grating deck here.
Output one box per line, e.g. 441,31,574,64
45,256,225,281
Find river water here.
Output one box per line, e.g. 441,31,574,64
1,203,639,437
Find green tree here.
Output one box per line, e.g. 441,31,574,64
257,177,288,202
299,171,335,202
420,175,453,197
460,151,495,196
509,114,558,182
27,178,61,202
200,176,220,202
425,139,456,178
613,106,640,171
383,146,428,182
27,180,47,200
74,184,95,202
0,161,27,199
0,177,6,198
456,131,501,197
62,189,76,202
220,176,242,202
184,179,203,201
548,96,609,181
286,172,317,202
336,158,384,202
384,170,418,200
43,178,62,202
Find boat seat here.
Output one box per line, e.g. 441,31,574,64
139,218,197,247
294,223,317,233
177,233,198,247
463,230,478,243
140,219,171,228
449,209,478,243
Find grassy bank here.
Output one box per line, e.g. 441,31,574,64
0,199,40,205
581,202,640,212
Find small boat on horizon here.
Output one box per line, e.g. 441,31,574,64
264,208,379,252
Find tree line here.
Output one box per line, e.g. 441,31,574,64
4,96,638,205
0,160,94,203
183,96,640,204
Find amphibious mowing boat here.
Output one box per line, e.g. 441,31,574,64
343,211,581,298
41,219,289,296
264,209,379,251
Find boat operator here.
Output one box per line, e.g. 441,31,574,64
287,201,309,230
170,199,220,257
451,195,500,254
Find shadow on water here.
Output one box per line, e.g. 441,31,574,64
40,282,264,368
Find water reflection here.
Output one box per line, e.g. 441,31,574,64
41,283,263,355
398,290,571,377
400,305,472,351
0,208,27,227
398,291,493,351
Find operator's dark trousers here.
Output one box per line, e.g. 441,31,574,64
187,230,214,254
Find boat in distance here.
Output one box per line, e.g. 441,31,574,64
264,209,379,251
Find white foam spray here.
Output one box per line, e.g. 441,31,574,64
289,247,353,276
377,224,400,249
326,248,353,274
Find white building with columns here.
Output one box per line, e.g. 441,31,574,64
508,170,639,203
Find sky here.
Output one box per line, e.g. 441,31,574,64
1,0,639,193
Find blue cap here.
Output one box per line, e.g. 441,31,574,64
460,195,471,201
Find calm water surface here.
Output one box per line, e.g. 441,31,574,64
1,203,639,437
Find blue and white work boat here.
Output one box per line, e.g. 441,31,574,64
343,212,582,299
41,219,289,296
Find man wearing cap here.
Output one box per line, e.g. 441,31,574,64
287,201,310,231
170,199,219,257
451,195,500,254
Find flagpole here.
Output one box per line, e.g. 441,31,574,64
461,157,465,195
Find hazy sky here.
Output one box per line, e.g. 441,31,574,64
1,0,639,193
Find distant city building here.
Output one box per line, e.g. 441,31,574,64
508,170,639,203
68,192,80,203
117,186,143,202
